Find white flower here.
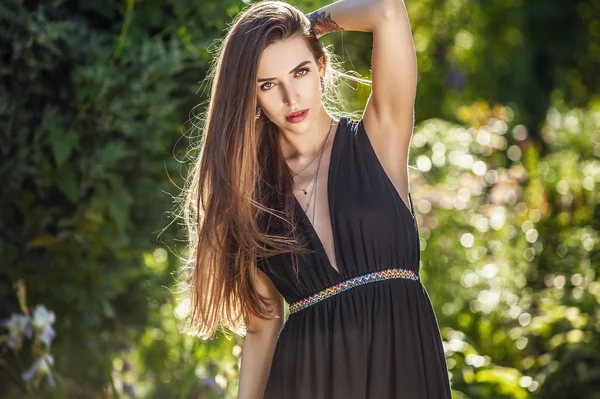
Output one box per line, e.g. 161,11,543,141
2,314,32,336
37,353,55,373
1,314,32,349
32,305,56,330
21,353,56,388
39,326,56,346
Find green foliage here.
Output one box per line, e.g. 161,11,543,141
322,0,600,137
406,100,600,398
0,0,194,395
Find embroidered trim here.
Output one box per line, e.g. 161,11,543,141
289,268,420,314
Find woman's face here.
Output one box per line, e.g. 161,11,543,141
256,33,324,133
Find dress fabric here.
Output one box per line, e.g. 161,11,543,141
257,116,452,399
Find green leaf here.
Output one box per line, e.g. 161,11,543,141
54,165,79,203
47,125,79,166
101,299,116,320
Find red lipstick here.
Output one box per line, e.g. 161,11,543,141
286,109,309,124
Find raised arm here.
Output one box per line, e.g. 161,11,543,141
307,0,417,129
306,0,417,203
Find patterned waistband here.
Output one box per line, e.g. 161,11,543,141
289,268,420,314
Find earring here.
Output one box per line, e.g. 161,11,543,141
255,106,262,120
320,77,325,92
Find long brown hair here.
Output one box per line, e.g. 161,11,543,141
178,0,367,339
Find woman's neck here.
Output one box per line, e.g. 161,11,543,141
279,105,335,163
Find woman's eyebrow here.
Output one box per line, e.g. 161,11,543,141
257,60,311,82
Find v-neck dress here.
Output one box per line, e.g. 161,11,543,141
257,116,452,399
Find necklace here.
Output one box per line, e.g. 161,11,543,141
298,118,334,217
291,149,321,178
293,118,334,196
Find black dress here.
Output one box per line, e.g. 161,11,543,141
258,116,452,399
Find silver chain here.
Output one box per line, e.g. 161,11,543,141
292,118,333,195
291,149,322,179
297,118,335,220
291,117,335,182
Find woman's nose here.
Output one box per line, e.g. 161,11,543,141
282,85,299,106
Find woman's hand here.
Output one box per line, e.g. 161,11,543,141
305,0,386,39
305,9,344,39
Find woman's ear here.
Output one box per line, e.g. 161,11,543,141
317,56,325,77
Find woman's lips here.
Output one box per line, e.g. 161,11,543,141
286,109,309,123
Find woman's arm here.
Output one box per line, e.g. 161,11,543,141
305,0,386,37
237,269,285,399
306,0,417,129
306,0,417,205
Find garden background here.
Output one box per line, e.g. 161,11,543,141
1,0,599,397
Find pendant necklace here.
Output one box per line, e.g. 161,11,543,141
293,118,334,197
297,118,334,216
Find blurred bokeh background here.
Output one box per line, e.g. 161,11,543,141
1,0,599,398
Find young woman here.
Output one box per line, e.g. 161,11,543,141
180,0,452,398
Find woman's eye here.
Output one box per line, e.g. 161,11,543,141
297,67,310,76
259,68,310,91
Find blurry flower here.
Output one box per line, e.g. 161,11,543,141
32,305,55,330
202,377,225,396
3,282,59,392
202,377,218,389
6,332,23,350
39,326,56,346
21,365,36,382
1,314,33,350
446,69,467,91
2,314,32,337
122,382,136,398
32,305,56,346
21,353,56,388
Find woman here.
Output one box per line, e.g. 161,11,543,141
180,0,452,398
